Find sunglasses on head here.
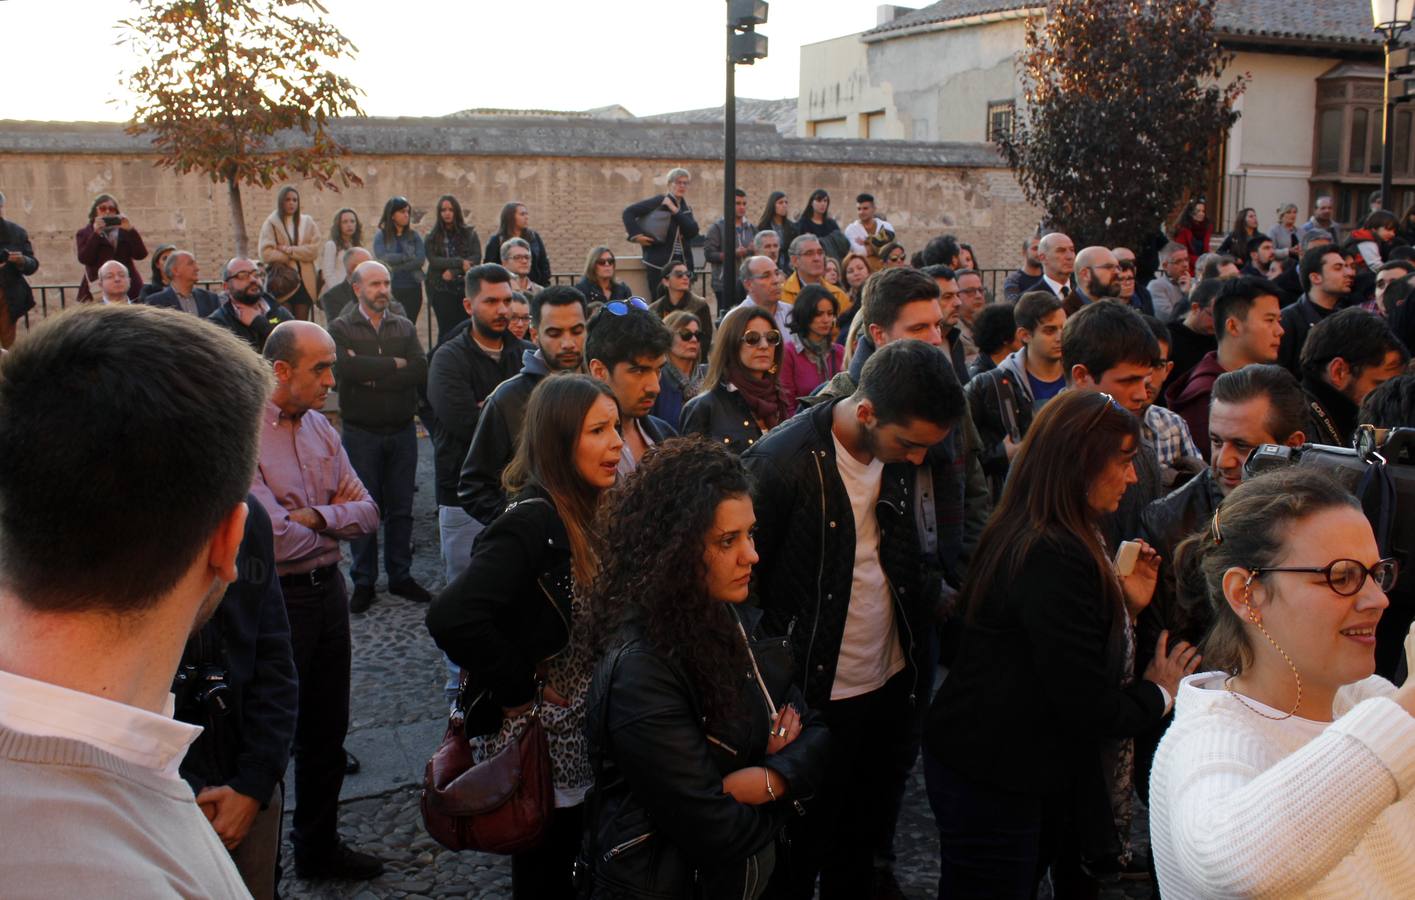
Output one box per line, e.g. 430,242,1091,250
605,297,650,316
742,329,782,347
677,329,700,341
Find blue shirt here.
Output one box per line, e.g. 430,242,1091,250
1026,370,1066,405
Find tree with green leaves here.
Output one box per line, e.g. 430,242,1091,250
1002,0,1247,251
120,0,364,257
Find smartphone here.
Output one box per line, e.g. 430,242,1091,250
1114,540,1141,577
102,215,122,227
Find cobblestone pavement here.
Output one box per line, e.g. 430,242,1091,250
280,434,1154,899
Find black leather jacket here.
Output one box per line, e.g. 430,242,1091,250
679,383,765,454
583,607,829,898
1137,468,1223,672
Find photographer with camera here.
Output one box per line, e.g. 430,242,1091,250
75,193,147,303
1298,307,1409,447
175,497,297,900
0,191,38,348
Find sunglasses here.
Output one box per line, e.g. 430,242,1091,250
596,257,615,266
677,329,700,341
1248,558,1399,597
605,297,650,316
742,330,782,347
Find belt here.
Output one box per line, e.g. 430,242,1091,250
278,564,339,591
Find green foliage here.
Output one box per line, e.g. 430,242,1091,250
1002,0,1247,249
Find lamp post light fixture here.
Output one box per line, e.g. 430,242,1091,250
721,0,768,313
1373,0,1415,212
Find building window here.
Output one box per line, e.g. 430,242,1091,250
1396,110,1411,176
987,101,1015,143
1350,108,1369,175
1317,109,1343,173
809,117,848,139
863,110,886,139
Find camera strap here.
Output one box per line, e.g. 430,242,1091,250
1357,458,1397,557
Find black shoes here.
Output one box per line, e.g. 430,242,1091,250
389,579,432,603
294,840,385,881
349,584,377,614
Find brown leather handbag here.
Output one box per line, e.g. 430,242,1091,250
420,688,554,854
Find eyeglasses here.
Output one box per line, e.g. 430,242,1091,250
510,314,532,324
677,329,700,341
596,257,615,267
605,297,650,316
668,270,690,278
741,330,782,347
226,270,256,281
958,287,985,296
1248,558,1399,596
506,254,532,262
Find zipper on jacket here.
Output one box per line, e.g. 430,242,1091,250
887,578,919,707
602,831,653,861
806,449,828,699
536,574,573,665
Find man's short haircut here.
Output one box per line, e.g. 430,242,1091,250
530,284,588,327
162,249,193,281
1299,307,1410,380
954,267,980,281
922,234,962,267
1388,245,1415,263
0,306,272,614
97,259,127,279
341,246,370,268
860,267,941,332
1188,277,1224,311
973,303,1018,356
1379,259,1414,275
1301,244,1342,286
1245,235,1273,258
739,254,775,284
1360,373,1415,428
1061,301,1160,380
856,339,966,429
1014,290,1064,332
1198,254,1237,280
1211,364,1308,441
465,262,513,299
1161,241,1186,260
921,264,957,282
501,237,531,254
1141,313,1171,348
665,167,690,187
856,193,875,205
733,188,746,198
347,259,388,288
752,230,778,252
1213,276,1280,340
788,234,821,257
585,306,672,370
1299,228,1333,251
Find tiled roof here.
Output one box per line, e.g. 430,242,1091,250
864,0,1380,48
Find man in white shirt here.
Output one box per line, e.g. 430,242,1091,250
844,192,894,264
0,303,271,897
1037,231,1076,302
733,254,793,336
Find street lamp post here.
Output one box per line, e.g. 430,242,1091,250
1372,0,1415,210
722,0,768,314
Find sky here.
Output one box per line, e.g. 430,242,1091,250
3,0,885,121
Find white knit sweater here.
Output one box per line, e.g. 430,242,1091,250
1150,671,1415,898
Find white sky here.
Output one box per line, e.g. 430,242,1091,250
3,0,886,121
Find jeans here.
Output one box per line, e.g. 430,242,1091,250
925,753,1048,899
342,422,417,588
438,505,484,704
284,573,352,861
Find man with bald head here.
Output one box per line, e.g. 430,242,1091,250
209,257,294,352
1069,245,1122,312
251,320,385,881
1037,232,1076,302
327,261,430,613
94,259,133,304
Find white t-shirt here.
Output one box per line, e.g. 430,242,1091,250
830,431,905,700
844,218,894,256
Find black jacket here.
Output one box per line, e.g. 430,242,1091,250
622,195,700,272
425,224,482,296
426,322,530,507
426,487,573,736
458,348,555,523
583,607,829,899
1302,373,1360,447
146,285,222,317
328,305,428,434
573,277,633,306
1137,468,1223,672
207,297,293,353
176,499,298,805
0,217,38,319
485,231,551,288
648,291,715,357
964,346,1038,497
925,533,1167,794
680,383,765,454
1277,294,1337,377
742,399,930,710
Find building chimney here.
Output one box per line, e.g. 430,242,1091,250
876,4,918,25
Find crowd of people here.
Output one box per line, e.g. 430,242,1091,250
2,174,1415,900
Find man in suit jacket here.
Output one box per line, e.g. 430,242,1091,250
1037,231,1076,303
146,250,221,317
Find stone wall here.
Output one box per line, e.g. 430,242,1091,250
0,117,1039,304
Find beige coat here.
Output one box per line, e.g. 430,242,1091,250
258,212,322,301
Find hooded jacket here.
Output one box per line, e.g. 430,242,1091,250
964,345,1041,496
1164,350,1228,457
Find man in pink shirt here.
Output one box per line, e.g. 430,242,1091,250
250,320,383,881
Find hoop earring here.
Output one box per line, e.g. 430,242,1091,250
1225,572,1302,721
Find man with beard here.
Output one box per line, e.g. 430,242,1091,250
251,321,383,881
208,257,294,353
0,305,269,895
1276,245,1354,376
922,264,969,383
427,264,529,579
329,261,430,614
1068,245,1123,313
585,303,676,473
1298,307,1409,446
1002,233,1045,303
458,285,588,525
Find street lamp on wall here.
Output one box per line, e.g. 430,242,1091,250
1372,0,1415,211
721,0,768,312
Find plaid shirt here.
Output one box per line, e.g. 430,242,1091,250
1143,404,1202,466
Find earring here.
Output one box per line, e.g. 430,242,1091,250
1227,572,1302,721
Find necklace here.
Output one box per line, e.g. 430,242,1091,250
1223,675,1300,721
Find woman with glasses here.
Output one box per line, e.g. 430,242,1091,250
373,196,426,326
258,186,322,320
648,259,714,355
880,242,909,268
650,310,707,435
1151,468,1413,898
319,208,364,295
76,193,148,303
779,285,844,412
680,307,790,454
485,201,552,287
425,195,481,339
924,390,1201,897
1116,259,1139,305
574,245,633,307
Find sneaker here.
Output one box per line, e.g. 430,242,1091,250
388,579,432,603
294,841,385,881
349,584,377,614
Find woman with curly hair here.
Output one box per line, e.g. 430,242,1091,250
583,437,829,899
427,374,623,900
680,306,790,454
